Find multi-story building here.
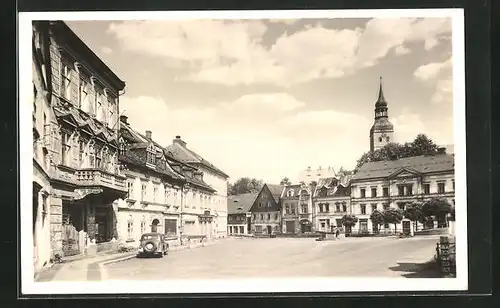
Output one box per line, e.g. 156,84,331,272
116,117,185,245
313,176,351,232
227,193,257,236
249,184,282,235
166,136,229,238
370,77,394,153
350,150,455,234
32,21,128,262
281,183,315,234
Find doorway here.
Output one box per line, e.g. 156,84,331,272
267,225,272,235
151,219,159,233
285,221,295,233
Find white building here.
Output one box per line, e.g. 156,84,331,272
166,136,229,238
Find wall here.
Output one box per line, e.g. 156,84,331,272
197,166,228,238
313,196,350,232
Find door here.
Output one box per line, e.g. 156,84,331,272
286,221,295,233
402,220,411,235
267,225,272,235
151,219,159,233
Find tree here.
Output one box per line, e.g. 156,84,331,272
422,198,453,228
383,208,404,233
228,177,264,195
341,214,358,236
404,202,423,232
280,177,292,186
354,134,441,172
369,210,385,234
337,166,353,177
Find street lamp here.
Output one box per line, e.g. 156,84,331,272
179,182,190,245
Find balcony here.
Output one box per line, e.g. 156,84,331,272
76,168,127,192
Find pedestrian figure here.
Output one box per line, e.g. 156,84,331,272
336,229,340,238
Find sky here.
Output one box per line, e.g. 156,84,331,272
65,16,454,184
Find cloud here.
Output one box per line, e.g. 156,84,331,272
413,57,452,81
392,111,453,145
431,78,453,104
266,19,298,25
101,46,113,54
394,44,411,55
229,93,306,111
107,17,452,86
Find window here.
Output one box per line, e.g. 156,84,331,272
452,180,455,191
258,202,262,208
88,144,95,167
79,140,85,168
164,219,177,236
438,182,446,194
398,203,405,210
239,226,244,234
127,180,134,199
324,203,329,212
360,204,366,215
96,92,104,122
371,204,377,212
291,205,296,215
95,148,102,169
384,222,389,228
268,201,271,207
260,214,264,220
301,204,308,214
386,137,390,142
406,184,413,196
285,205,290,215
140,220,146,234
274,213,278,220
371,187,377,198
108,97,116,128
320,221,326,228
383,203,389,210
164,187,169,204
267,213,271,220
397,185,405,196
153,185,158,202
253,214,256,220
342,202,347,212
141,182,147,201
61,132,70,166
61,63,72,100
229,226,233,234
146,145,156,165
383,187,389,197
379,137,382,142
335,202,340,212
360,188,366,198
127,219,134,241
319,204,324,213
79,79,89,110
423,183,430,194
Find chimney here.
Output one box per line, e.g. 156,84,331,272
437,147,446,154
120,115,128,124
145,130,152,140
173,135,187,147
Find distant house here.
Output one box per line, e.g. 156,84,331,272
227,193,258,236
313,176,352,232
249,184,283,235
281,182,315,234
350,150,455,234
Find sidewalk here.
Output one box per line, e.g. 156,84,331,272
35,237,230,282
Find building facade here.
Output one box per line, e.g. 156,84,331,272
249,184,282,235
313,177,351,232
350,151,455,234
370,77,394,153
166,136,229,238
227,193,257,236
32,21,128,265
281,183,315,234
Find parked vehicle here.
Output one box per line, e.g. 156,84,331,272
137,232,169,258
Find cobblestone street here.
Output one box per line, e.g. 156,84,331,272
103,236,441,280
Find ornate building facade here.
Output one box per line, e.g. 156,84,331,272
31,21,128,265
370,77,394,153
312,176,352,232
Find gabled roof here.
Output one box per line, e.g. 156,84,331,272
314,177,351,198
265,184,285,203
282,184,301,198
228,193,258,214
165,142,229,178
352,154,454,181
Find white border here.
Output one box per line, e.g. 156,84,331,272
19,9,467,295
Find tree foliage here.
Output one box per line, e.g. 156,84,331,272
280,177,292,186
422,198,453,217
369,210,385,233
227,177,264,195
404,202,423,232
383,208,404,232
354,134,441,171
341,214,358,228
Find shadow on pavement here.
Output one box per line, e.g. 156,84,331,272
389,260,443,278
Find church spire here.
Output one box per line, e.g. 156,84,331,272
375,76,387,107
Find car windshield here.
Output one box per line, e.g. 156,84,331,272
141,235,159,240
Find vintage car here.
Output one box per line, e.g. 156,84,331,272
137,232,169,258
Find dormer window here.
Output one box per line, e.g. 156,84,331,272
287,190,294,197
146,144,156,165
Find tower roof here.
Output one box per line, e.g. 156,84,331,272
375,77,388,108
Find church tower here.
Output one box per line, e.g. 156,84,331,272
369,77,394,152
